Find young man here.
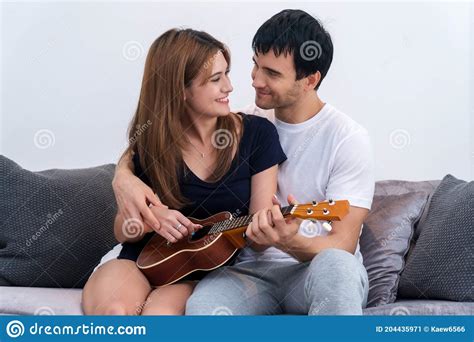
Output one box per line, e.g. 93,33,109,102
184,9,374,315
114,9,374,315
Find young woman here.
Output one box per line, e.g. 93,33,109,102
82,28,287,315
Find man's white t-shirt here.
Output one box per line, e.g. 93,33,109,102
235,103,375,265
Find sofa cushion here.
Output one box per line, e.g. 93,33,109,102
0,286,82,315
360,189,430,307
0,155,118,288
374,179,440,197
363,299,474,315
398,175,474,301
2,286,471,316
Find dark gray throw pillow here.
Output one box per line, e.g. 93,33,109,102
360,191,429,307
0,155,117,288
398,175,474,301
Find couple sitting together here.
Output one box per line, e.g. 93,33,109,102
82,9,375,316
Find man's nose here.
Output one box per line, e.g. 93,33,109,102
252,70,265,89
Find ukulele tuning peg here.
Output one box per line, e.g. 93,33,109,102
322,221,332,232
328,199,335,205
312,200,318,206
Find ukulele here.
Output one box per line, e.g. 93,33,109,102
137,199,349,286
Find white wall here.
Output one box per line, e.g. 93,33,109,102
1,1,472,181
471,1,474,181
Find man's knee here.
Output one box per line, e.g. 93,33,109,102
304,248,368,314
185,291,203,315
310,248,359,272
185,283,223,315
306,248,365,287
185,292,222,315
185,282,248,315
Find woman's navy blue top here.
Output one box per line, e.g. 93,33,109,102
118,113,287,263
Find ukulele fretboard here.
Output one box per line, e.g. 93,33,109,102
208,205,294,235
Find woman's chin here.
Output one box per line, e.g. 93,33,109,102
214,112,231,118
214,106,231,116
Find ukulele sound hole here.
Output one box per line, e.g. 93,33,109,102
190,225,212,241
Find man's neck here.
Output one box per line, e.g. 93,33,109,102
275,93,325,124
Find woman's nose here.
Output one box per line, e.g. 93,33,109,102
222,77,233,93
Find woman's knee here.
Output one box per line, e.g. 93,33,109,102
81,259,152,315
141,282,196,316
86,300,138,315
141,303,185,315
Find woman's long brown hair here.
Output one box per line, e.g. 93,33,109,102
121,28,241,209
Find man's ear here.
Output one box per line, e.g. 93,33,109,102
305,71,321,91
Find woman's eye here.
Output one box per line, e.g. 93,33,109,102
211,78,220,82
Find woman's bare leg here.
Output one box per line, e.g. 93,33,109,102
82,259,152,315
141,281,197,315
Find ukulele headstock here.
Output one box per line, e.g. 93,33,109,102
290,199,350,222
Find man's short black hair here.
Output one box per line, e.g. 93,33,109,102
252,9,333,90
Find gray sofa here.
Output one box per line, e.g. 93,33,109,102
1,156,472,315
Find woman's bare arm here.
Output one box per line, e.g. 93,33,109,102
112,150,163,231
247,165,279,252
112,150,200,243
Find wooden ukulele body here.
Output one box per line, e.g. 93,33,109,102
136,211,246,287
